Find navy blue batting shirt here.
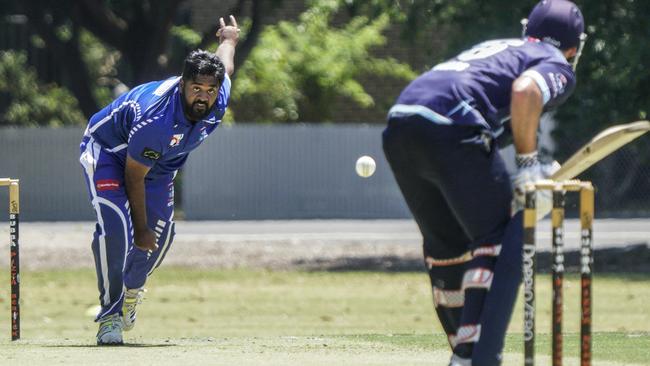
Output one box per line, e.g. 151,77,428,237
84,75,231,179
389,38,576,137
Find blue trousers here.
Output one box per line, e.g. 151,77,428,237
80,136,176,321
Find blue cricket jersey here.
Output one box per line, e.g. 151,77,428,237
84,74,231,180
389,38,576,137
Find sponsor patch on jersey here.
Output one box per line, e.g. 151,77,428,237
169,134,184,147
96,179,120,191
142,147,161,160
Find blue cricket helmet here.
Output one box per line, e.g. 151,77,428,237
524,0,585,50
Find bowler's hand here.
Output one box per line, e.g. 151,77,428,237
134,228,158,252
217,15,240,45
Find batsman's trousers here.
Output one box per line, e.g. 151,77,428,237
382,115,513,254
383,114,524,365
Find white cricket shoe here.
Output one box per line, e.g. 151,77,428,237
122,287,146,331
96,313,123,345
449,353,472,366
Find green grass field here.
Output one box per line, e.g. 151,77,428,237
1,268,649,365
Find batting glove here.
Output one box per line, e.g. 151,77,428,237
511,151,561,220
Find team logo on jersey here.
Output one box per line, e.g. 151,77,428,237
142,147,161,160
557,74,567,89
169,134,184,147
549,72,568,97
199,127,208,141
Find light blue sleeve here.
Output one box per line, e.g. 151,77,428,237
522,62,576,107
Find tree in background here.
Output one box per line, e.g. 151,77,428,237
557,0,650,214
0,51,84,126
231,0,416,123
2,0,415,124
555,1,650,147
342,0,534,68
2,0,283,121
1,0,648,134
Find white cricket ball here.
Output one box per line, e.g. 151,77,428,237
355,155,376,178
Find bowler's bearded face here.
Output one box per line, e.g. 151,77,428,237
181,74,220,121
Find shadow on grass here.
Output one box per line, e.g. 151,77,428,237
295,243,650,273
297,256,424,272
43,343,177,348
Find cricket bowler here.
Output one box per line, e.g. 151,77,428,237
79,16,239,345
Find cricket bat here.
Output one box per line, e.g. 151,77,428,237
552,120,650,181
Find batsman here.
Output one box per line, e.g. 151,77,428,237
382,1,586,365
79,16,239,345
